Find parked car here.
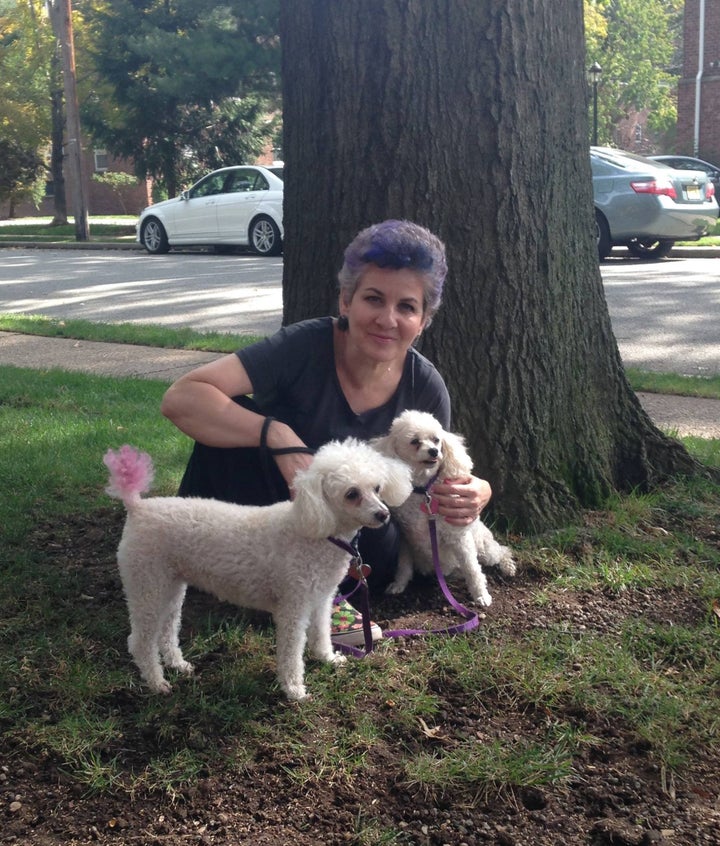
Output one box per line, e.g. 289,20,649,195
591,147,718,260
137,165,284,256
649,154,720,204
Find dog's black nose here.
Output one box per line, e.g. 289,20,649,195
427,447,438,458
375,509,390,524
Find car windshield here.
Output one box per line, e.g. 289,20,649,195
591,147,673,173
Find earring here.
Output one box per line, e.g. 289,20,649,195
337,314,349,331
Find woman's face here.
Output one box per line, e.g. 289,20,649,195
340,266,428,363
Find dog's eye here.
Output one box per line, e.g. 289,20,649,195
432,437,440,445
374,485,381,494
410,438,420,447
345,488,360,501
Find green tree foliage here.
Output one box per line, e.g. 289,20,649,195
584,0,683,148
0,0,55,215
0,138,45,213
80,0,281,196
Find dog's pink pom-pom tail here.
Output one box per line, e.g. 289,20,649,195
103,445,154,505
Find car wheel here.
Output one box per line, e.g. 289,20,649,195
626,238,674,260
249,216,282,256
595,209,611,260
140,218,170,254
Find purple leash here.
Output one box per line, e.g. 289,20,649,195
382,511,480,640
328,494,480,658
327,536,376,657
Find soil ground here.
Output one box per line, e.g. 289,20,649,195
2,509,719,846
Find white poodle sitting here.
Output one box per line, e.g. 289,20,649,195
104,439,411,701
371,410,516,607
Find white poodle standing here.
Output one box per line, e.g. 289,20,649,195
104,439,411,701
371,410,516,606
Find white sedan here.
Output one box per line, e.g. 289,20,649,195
137,165,284,256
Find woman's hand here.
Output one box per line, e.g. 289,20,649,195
274,452,315,498
430,475,492,526
265,419,314,498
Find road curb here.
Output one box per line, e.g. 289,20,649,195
0,241,142,251
2,242,718,257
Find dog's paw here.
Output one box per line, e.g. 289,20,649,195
176,660,194,676
498,552,517,577
329,653,347,666
473,592,492,608
149,679,173,695
385,581,406,595
285,684,309,701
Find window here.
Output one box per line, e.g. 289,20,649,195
94,149,109,173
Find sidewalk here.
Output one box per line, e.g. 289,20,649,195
0,331,221,380
1,331,719,438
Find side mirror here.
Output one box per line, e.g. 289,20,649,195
180,190,190,201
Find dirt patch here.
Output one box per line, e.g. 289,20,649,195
2,509,720,846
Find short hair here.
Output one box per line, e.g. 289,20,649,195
337,220,447,321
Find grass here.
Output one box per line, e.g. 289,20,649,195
0,215,137,243
1,363,719,808
625,367,720,400
0,313,260,353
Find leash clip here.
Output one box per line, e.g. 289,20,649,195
421,490,439,518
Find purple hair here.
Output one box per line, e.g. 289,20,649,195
337,220,447,322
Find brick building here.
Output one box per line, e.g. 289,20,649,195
8,148,152,219
676,0,720,163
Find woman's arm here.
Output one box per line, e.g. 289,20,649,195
161,354,312,487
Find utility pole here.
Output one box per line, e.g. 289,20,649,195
48,0,90,240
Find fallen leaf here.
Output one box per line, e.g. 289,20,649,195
644,525,670,537
418,716,449,742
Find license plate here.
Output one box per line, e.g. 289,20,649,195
685,185,701,200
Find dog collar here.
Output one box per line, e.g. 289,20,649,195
414,473,439,515
412,472,439,496
327,534,371,582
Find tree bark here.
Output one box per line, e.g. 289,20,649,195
279,0,706,531
48,0,89,240
50,49,68,226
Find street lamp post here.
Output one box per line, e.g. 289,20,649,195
588,62,602,146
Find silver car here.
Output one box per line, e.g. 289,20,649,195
137,165,284,256
649,154,720,205
591,147,718,260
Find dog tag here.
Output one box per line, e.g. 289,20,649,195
347,557,372,581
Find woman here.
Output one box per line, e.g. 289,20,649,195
161,219,491,645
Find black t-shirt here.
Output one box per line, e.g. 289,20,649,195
237,317,451,449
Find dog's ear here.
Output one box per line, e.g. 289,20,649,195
291,468,337,538
369,433,394,458
379,457,413,507
440,431,474,478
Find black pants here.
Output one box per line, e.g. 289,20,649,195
177,398,399,593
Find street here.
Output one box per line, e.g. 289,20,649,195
601,253,720,376
0,248,718,375
0,249,284,337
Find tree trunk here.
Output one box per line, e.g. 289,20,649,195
48,0,89,240
279,0,705,531
50,49,68,226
